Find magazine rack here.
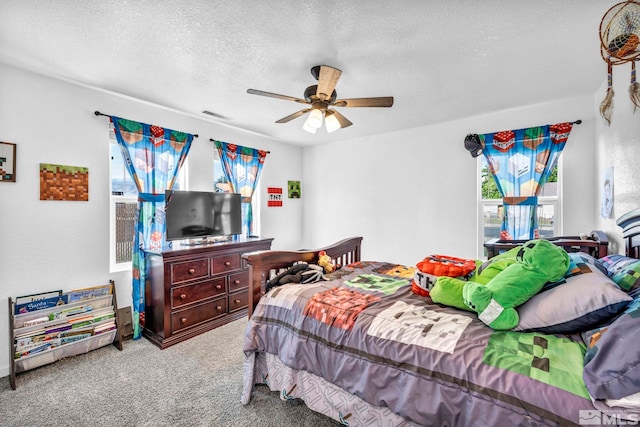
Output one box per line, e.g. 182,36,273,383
7,280,123,390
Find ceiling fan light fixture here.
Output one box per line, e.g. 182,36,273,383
307,108,324,129
325,111,341,133
302,117,317,133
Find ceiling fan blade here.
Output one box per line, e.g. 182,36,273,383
333,97,394,108
275,109,311,123
247,89,308,104
316,65,342,101
330,109,353,129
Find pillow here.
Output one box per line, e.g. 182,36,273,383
514,252,632,334
599,254,640,292
583,297,640,400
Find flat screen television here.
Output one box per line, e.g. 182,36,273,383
165,190,242,242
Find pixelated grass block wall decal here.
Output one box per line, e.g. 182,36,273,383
39,163,89,201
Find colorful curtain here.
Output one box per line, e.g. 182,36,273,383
214,141,268,236
475,122,574,240
111,116,194,339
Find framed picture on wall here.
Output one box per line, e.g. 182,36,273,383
0,141,17,182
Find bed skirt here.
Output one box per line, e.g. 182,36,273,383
242,351,419,426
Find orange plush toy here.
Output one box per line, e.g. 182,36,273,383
318,251,336,273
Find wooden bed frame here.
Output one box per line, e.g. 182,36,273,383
242,230,616,317
242,236,362,317
618,207,640,259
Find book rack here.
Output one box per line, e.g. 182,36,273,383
7,280,123,389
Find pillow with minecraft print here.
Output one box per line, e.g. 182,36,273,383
514,253,632,334
599,254,640,292
583,296,640,400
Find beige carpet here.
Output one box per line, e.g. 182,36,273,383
0,319,340,426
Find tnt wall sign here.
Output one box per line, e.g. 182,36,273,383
267,187,282,207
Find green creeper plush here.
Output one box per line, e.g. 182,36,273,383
462,239,570,330
430,247,521,311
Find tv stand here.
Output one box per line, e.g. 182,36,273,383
143,237,273,348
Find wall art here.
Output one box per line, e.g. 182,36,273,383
267,187,282,207
0,141,17,182
40,163,89,201
288,180,301,198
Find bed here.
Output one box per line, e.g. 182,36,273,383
241,213,640,426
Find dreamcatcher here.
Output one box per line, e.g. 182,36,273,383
599,0,640,125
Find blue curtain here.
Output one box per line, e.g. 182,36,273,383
477,122,574,240
214,141,268,236
111,117,194,339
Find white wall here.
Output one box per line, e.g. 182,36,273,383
0,64,303,377
594,70,640,254
301,95,598,265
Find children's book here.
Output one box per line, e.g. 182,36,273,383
66,284,112,303
15,293,68,314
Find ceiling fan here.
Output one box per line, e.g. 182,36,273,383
247,65,394,133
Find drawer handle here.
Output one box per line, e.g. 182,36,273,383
234,299,241,304
224,261,231,266
180,293,187,300
188,268,195,274
216,284,222,290
234,279,240,285
181,317,187,323
216,305,223,311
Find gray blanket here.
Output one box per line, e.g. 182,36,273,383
243,261,601,426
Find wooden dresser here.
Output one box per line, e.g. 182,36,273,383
143,237,273,348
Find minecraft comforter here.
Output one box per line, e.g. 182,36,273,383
241,261,599,426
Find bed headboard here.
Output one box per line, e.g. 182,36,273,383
484,230,609,260
242,237,363,317
617,207,640,259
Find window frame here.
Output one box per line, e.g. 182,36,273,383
477,156,563,257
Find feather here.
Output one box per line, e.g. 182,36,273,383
600,61,614,126
600,88,614,125
630,61,640,111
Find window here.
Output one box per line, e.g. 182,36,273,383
109,125,187,272
213,149,230,193
479,157,561,256
213,149,261,236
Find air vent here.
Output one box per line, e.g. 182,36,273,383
202,110,229,120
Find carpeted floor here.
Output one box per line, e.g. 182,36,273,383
0,319,340,426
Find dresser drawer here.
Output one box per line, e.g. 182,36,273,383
171,278,226,309
171,298,227,333
212,254,240,273
170,259,210,284
229,290,249,312
228,270,249,293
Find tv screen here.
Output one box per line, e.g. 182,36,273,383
165,190,242,241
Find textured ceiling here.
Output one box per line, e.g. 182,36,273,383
0,1,617,146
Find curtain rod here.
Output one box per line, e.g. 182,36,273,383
210,138,270,153
94,111,199,138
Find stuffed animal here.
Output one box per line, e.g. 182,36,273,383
318,251,336,273
412,255,478,297
266,263,326,291
462,239,570,330
430,246,521,311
